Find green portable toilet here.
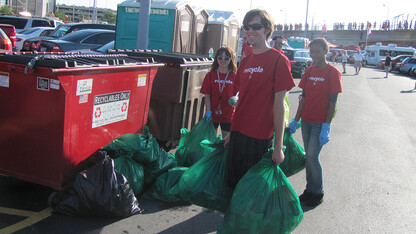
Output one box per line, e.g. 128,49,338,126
203,10,240,57
116,0,193,52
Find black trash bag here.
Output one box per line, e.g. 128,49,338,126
142,167,189,203
49,150,142,218
101,126,160,164
143,151,178,185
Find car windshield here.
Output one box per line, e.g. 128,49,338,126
95,41,114,52
50,25,71,38
58,30,93,42
282,49,295,60
19,28,40,35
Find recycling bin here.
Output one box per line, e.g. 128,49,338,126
109,50,213,148
0,53,164,189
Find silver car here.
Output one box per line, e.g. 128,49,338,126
399,57,416,75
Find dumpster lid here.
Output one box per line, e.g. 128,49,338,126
0,53,157,70
108,50,214,65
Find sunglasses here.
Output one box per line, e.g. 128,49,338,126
217,56,230,61
274,41,284,45
243,23,264,31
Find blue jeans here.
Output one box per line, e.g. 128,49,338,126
301,121,324,195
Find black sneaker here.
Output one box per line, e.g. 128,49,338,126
305,193,324,207
299,190,314,203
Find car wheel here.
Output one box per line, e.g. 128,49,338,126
362,60,367,67
299,66,306,78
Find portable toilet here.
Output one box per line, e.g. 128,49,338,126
190,6,209,55
204,10,240,57
116,0,193,53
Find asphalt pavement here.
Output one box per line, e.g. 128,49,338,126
1,63,415,233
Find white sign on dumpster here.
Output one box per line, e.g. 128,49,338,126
92,91,131,128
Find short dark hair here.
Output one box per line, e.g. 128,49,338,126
309,38,329,53
243,9,274,40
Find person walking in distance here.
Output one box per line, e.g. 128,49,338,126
201,47,238,137
353,50,364,75
384,53,391,78
341,50,348,74
288,38,343,206
223,9,295,188
272,35,285,53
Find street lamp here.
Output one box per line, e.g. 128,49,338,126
382,4,389,22
304,0,309,38
280,10,287,25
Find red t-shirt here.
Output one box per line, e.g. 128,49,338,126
200,70,237,123
242,42,252,57
231,48,295,139
298,64,343,123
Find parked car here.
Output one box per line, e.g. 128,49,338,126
38,29,115,52
327,48,345,62
15,27,55,51
69,40,115,54
0,15,52,33
379,55,413,71
399,57,416,75
410,65,416,76
0,24,16,48
21,23,116,52
0,28,12,51
282,48,313,78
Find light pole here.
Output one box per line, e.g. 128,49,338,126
304,0,309,38
382,4,389,22
280,10,287,25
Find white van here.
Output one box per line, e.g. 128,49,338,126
364,42,416,66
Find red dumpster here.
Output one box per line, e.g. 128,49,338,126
0,53,164,189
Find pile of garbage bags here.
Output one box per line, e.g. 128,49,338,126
49,119,306,233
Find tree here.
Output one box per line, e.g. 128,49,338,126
102,11,116,24
0,5,14,15
54,11,67,22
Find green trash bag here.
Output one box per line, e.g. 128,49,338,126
142,167,189,203
170,137,232,212
217,149,303,234
143,152,178,185
175,119,217,167
102,126,160,164
114,156,145,195
279,128,306,177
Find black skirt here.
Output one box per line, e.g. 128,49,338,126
226,131,273,188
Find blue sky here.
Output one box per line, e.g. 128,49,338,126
56,0,416,27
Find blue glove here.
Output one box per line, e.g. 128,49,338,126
288,119,298,134
319,123,331,146
205,111,212,121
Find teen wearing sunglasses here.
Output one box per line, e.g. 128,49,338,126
200,47,238,137
223,9,295,189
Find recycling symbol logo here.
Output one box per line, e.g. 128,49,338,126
94,107,102,118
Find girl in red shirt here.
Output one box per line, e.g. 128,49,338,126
289,38,342,207
200,47,238,137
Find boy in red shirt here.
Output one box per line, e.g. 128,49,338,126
224,9,295,188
